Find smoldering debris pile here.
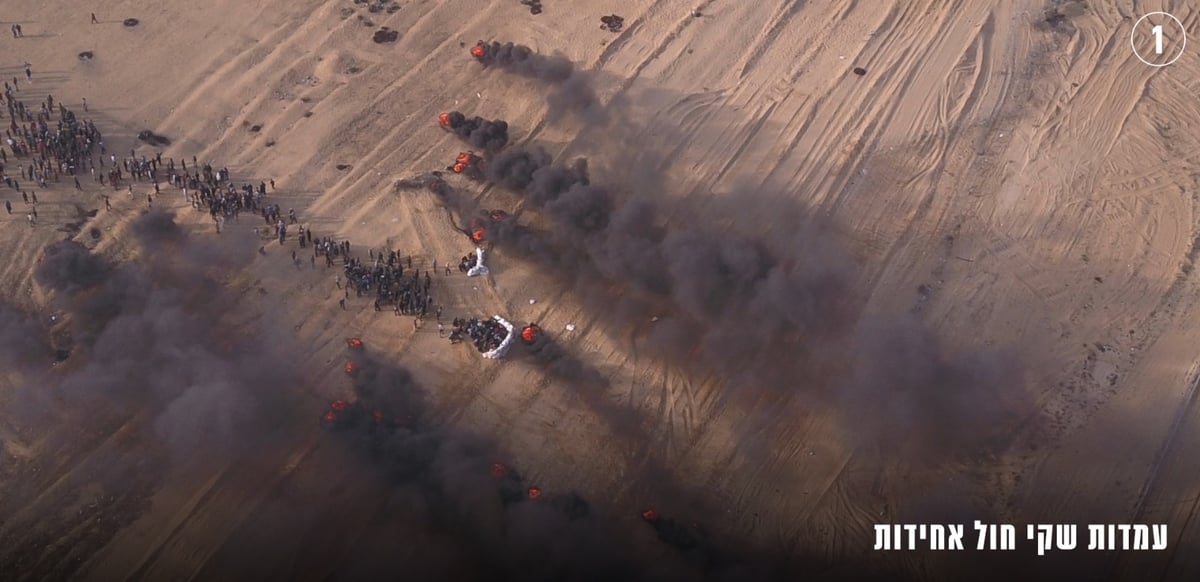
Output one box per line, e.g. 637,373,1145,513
438,111,510,151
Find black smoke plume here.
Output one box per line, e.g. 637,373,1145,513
0,211,299,580
472,41,600,119
449,47,1035,462
2,209,857,580
443,111,510,152
332,346,809,581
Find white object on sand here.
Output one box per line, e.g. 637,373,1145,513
565,323,576,332
467,247,489,277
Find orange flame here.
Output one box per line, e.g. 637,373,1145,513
438,112,451,127
642,510,659,521
491,463,507,479
527,487,542,500
471,44,486,58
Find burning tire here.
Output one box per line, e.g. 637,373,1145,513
521,323,542,345
320,399,360,430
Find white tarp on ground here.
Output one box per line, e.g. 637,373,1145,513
482,315,516,359
467,247,489,277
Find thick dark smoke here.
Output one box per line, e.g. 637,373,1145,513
334,347,817,581
25,212,287,455
474,42,574,82
443,111,510,151
479,145,853,385
472,41,600,119
0,211,863,581
0,211,307,580
0,307,53,373
447,46,1033,462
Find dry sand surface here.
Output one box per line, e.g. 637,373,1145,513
2,0,1200,580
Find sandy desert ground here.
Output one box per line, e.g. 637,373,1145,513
2,0,1200,580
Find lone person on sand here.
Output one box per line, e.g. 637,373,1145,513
91,13,99,24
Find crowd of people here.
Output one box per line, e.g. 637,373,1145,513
0,88,492,348
449,317,510,353
337,250,435,317
4,90,103,189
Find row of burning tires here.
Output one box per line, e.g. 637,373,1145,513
316,43,723,567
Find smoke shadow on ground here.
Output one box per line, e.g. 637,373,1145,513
428,57,1039,469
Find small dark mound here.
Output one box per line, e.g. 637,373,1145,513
600,14,625,32
520,0,543,15
336,164,352,171
89,228,101,240
373,27,399,43
386,3,400,13
78,51,94,61
123,18,139,27
265,139,277,148
303,111,314,118
853,67,867,76
248,124,262,133
346,65,362,74
137,130,171,146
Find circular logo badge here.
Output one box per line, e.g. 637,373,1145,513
1130,12,1186,67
